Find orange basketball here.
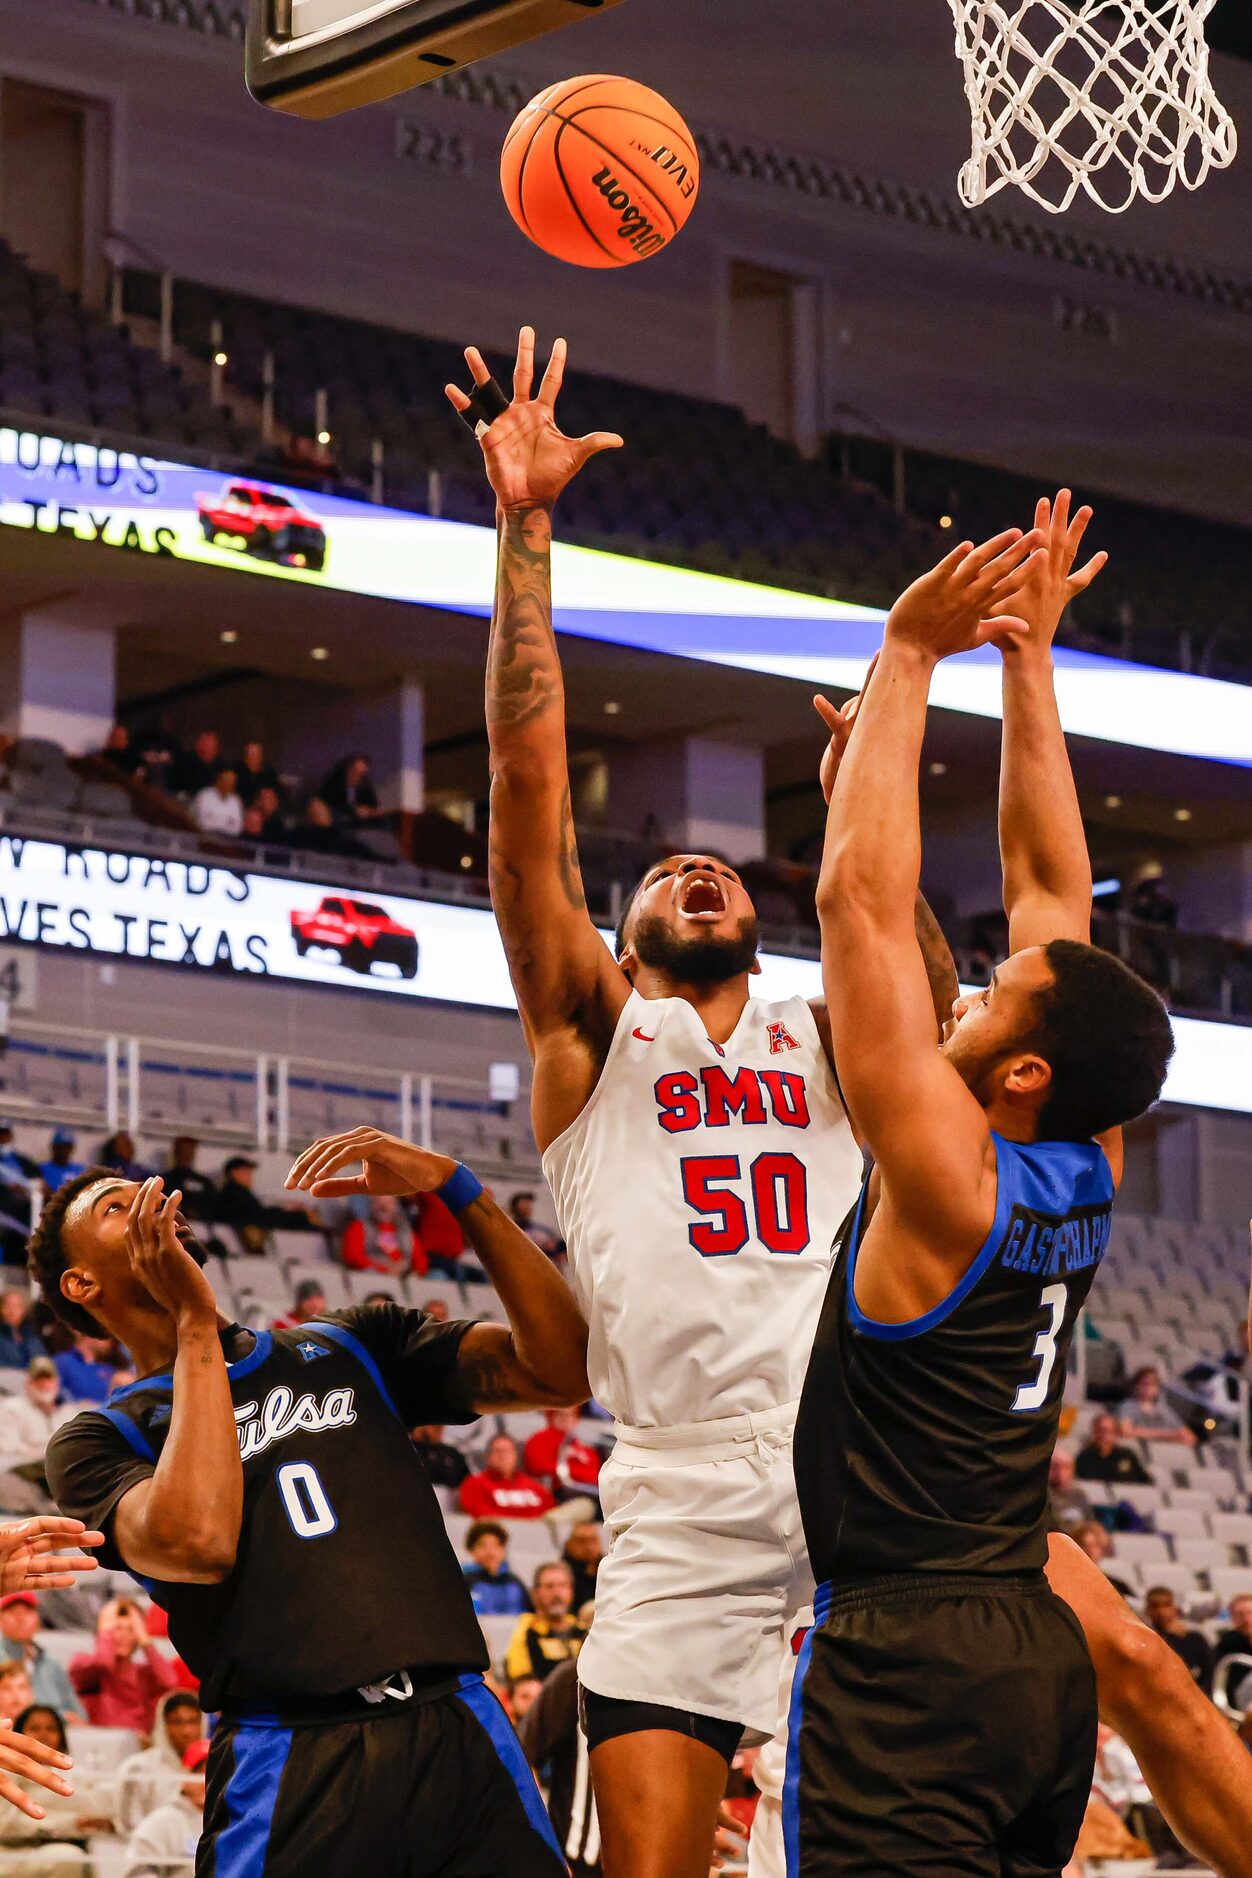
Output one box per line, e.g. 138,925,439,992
500,75,700,269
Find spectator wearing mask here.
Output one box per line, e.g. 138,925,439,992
0,1594,86,1721
124,1737,208,1878
0,1703,113,1870
235,740,281,808
505,1563,586,1684
192,767,244,838
100,1134,148,1182
215,1157,319,1254
1144,1585,1213,1691
0,1358,74,1452
1048,1448,1095,1534
1116,1366,1196,1448
69,1598,184,1732
39,1132,84,1198
1213,1592,1252,1709
0,1291,44,1370
410,1425,469,1490
1072,1521,1133,1600
171,730,222,800
320,753,381,825
519,1655,601,1877
54,1335,118,1407
507,1192,563,1263
116,1690,205,1832
271,1281,327,1333
340,1195,414,1275
461,1520,532,1617
1075,1412,1152,1485
164,1139,217,1227
460,1434,556,1521
562,1522,603,1610
524,1410,603,1509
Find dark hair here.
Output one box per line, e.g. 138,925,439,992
26,1168,113,1335
14,1705,68,1753
164,1691,200,1716
1145,1585,1176,1603
533,1560,574,1588
466,1519,508,1550
1029,940,1173,1141
1129,1366,1158,1389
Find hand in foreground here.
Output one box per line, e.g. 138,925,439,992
992,488,1107,654
884,527,1046,662
125,1178,217,1326
814,652,879,803
710,1799,750,1872
286,1127,458,1202
444,325,623,513
0,1517,103,1595
0,1723,75,1821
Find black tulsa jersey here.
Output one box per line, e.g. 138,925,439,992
46,1305,489,1715
794,1133,1115,1583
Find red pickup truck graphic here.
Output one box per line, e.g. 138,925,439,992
196,480,326,573
291,896,419,978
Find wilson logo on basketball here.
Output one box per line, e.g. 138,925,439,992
648,145,698,201
590,166,667,258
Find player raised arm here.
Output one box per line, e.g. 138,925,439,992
995,490,1106,953
288,1128,589,1410
446,329,627,1139
816,529,1043,1252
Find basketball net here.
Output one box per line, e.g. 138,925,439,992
947,0,1238,213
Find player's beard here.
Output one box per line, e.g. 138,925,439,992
175,1225,210,1270
629,912,759,986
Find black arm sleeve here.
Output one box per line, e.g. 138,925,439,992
45,1414,156,1572
330,1302,480,1427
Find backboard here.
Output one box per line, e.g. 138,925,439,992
246,0,625,118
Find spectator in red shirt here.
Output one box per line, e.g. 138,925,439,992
69,1598,185,1733
271,1280,327,1332
524,1410,603,1508
460,1434,556,1521
340,1196,414,1275
413,1189,471,1280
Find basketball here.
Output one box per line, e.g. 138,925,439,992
499,74,700,269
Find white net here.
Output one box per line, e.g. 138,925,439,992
948,0,1238,213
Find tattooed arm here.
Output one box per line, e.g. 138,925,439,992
447,329,630,1145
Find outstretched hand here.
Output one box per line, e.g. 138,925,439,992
0,1517,103,1595
814,654,878,803
0,1721,76,1822
991,488,1106,654
286,1127,458,1202
445,325,623,513
884,527,1046,662
125,1179,217,1327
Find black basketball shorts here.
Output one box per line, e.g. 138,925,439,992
197,1674,566,1878
784,1573,1097,1878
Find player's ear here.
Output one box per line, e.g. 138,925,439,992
1004,1052,1051,1100
749,954,762,977
61,1266,102,1315
617,940,636,984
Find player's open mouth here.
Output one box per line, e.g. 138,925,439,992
678,875,727,921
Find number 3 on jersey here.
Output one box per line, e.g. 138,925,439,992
680,1153,809,1256
1013,1283,1067,1413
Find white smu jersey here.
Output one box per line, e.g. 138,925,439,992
541,988,863,1428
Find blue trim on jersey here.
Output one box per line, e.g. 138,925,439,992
846,1133,1114,1342
454,1672,564,1859
96,1404,156,1462
214,1721,292,1878
106,1329,272,1403
782,1620,818,1878
301,1319,400,1422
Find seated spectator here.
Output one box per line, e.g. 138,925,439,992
1144,1585,1212,1690
252,784,288,842
1184,1320,1249,1428
460,1434,556,1521
0,1124,37,1259
116,1690,204,1832
508,1192,563,1264
54,1334,118,1406
0,1290,44,1369
70,1597,185,1732
1075,1412,1151,1485
505,1562,586,1684
164,1138,217,1226
123,1737,208,1877
192,766,244,837
0,1356,74,1452
562,1521,603,1610
341,1195,413,1275
0,1658,33,1722
0,1593,86,1721
1116,1366,1195,1447
320,753,382,825
412,1190,479,1283
460,1519,532,1616
235,739,281,807
1072,1521,1133,1600
271,1280,327,1333
290,795,340,856
410,1424,470,1490
132,719,180,794
1212,1592,1252,1709
171,729,222,800
524,1409,603,1507
419,1296,450,1324
98,721,143,778
215,1156,319,1254
100,1133,149,1181
506,1674,543,1725
1048,1448,1095,1534
39,1131,84,1197
0,1702,112,1870
0,1123,38,1191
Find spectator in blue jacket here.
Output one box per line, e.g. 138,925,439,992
461,1520,533,1618
54,1334,118,1405
0,1291,44,1370
39,1130,85,1196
